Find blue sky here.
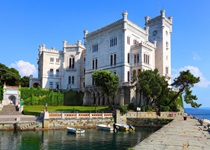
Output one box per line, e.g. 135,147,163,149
0,0,210,108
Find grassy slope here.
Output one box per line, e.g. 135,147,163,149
23,105,109,115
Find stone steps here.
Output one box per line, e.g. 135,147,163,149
0,104,22,115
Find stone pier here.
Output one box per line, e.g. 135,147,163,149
133,116,210,150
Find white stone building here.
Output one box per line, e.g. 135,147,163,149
30,10,172,106
30,40,85,91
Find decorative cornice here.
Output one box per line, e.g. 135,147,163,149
86,19,124,37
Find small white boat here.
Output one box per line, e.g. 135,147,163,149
67,127,85,134
97,124,113,131
115,123,135,131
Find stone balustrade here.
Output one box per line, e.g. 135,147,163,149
44,112,113,119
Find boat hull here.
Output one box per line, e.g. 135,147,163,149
97,124,113,131
67,127,85,134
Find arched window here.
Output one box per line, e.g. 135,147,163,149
166,31,168,36
166,42,169,49
114,54,116,65
138,69,141,75
127,71,130,82
127,53,130,63
50,69,53,77
56,69,59,77
133,70,136,77
68,76,71,84
110,55,113,66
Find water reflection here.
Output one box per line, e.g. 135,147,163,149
0,127,158,150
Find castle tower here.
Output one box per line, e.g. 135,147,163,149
145,10,173,83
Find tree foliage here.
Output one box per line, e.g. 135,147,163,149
20,76,29,87
169,70,201,108
0,63,30,88
92,70,119,104
134,69,201,111
135,69,169,108
0,63,21,86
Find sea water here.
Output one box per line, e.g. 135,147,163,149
184,108,210,120
0,127,158,150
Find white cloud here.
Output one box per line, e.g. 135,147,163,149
172,66,210,88
10,60,36,77
192,52,201,60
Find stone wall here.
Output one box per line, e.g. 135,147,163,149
43,112,114,129
44,118,114,129
116,110,183,124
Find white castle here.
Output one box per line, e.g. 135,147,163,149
30,10,172,106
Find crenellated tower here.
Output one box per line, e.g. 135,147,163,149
145,10,172,84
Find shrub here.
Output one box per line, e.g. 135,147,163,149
118,105,128,115
128,103,137,111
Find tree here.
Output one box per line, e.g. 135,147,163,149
20,76,29,87
168,70,201,108
135,69,169,110
0,63,21,86
92,70,119,105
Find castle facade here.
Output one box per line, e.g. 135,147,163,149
30,10,172,106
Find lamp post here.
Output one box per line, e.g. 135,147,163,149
137,107,141,118
45,103,48,112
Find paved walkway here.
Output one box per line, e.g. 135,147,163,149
133,116,210,150
0,104,37,123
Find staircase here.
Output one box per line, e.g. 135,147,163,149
0,104,22,115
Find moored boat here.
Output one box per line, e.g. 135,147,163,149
67,127,85,134
115,123,135,131
97,124,113,131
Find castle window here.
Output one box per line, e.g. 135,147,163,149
127,36,130,45
133,39,138,45
92,44,98,52
69,57,75,69
72,76,75,84
72,57,75,68
50,57,54,63
136,54,139,63
127,53,130,63
110,37,117,47
166,67,169,74
138,69,141,75
134,54,139,64
144,54,150,64
56,69,59,77
56,82,59,89
110,55,113,66
95,59,98,69
114,54,116,65
68,76,71,84
84,57,86,63
166,31,168,36
133,70,136,77
50,69,53,77
56,58,59,63
127,71,130,82
166,42,169,50
69,58,71,68
92,59,95,69
49,82,53,89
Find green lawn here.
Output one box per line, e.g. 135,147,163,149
23,105,110,115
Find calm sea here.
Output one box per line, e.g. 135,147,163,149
0,127,158,150
184,107,210,120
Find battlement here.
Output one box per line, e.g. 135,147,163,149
145,10,173,26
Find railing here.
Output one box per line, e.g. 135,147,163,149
45,112,113,119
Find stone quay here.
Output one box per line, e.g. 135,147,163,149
133,116,210,150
